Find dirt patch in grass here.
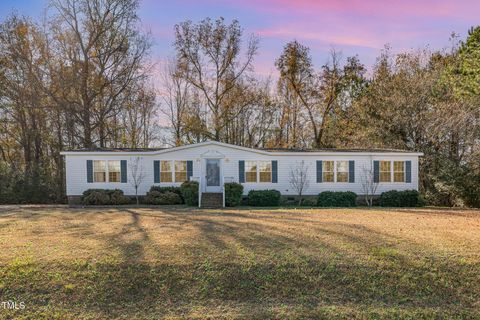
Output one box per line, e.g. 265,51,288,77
0,206,479,319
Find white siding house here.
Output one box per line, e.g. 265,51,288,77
60,141,422,205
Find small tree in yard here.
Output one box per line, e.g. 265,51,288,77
129,157,146,205
360,163,379,206
289,161,310,205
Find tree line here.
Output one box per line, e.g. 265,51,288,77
0,1,479,206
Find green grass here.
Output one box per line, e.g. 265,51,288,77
0,206,479,319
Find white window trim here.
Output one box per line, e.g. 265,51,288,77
335,161,350,184
159,160,190,183
93,160,121,183
393,160,406,183
159,160,173,183
174,160,187,183
377,160,406,183
322,160,335,183
321,160,350,183
244,160,272,183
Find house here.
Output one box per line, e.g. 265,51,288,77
60,141,423,206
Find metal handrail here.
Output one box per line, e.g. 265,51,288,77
198,175,202,208
221,174,225,207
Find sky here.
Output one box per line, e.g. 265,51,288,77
0,0,479,77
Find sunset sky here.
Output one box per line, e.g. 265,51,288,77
1,0,479,75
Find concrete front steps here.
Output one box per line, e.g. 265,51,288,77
201,193,223,208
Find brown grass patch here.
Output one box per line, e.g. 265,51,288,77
0,206,479,319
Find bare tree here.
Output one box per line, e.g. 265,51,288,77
174,17,259,141
160,58,191,146
50,0,152,148
289,161,310,205
360,163,379,206
129,157,146,204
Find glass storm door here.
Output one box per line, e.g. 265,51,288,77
205,159,221,192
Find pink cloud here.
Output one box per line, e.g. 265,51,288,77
205,0,479,19
257,26,383,49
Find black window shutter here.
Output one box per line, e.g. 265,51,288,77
87,160,93,183
121,160,127,183
154,160,160,183
405,161,412,183
271,160,278,183
373,161,380,183
187,160,193,181
316,160,323,183
349,160,355,183
239,160,245,183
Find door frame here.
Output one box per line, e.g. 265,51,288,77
204,158,223,192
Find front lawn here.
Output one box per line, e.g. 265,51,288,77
0,206,479,319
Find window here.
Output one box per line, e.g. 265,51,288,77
160,161,172,182
245,161,257,182
394,161,405,182
108,161,121,182
336,161,349,182
380,161,391,182
93,160,106,182
323,161,334,182
259,161,272,182
175,161,187,182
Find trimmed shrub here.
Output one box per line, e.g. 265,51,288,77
144,191,182,205
224,182,244,207
109,189,131,205
180,181,199,206
82,189,110,205
317,191,357,207
81,189,130,205
149,186,183,200
380,190,425,207
300,197,317,207
248,190,281,207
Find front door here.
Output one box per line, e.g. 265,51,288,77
205,159,221,192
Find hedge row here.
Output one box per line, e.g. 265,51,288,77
317,191,357,207
81,186,424,208
81,189,130,205
380,190,425,207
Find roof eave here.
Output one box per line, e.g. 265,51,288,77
60,140,424,156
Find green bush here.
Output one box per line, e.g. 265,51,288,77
317,191,357,207
82,189,111,205
224,182,244,207
109,189,131,205
149,186,183,201
380,190,425,207
180,181,199,206
81,189,130,205
248,190,281,207
300,197,317,207
144,191,182,205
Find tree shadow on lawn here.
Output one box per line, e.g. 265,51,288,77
1,207,479,318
